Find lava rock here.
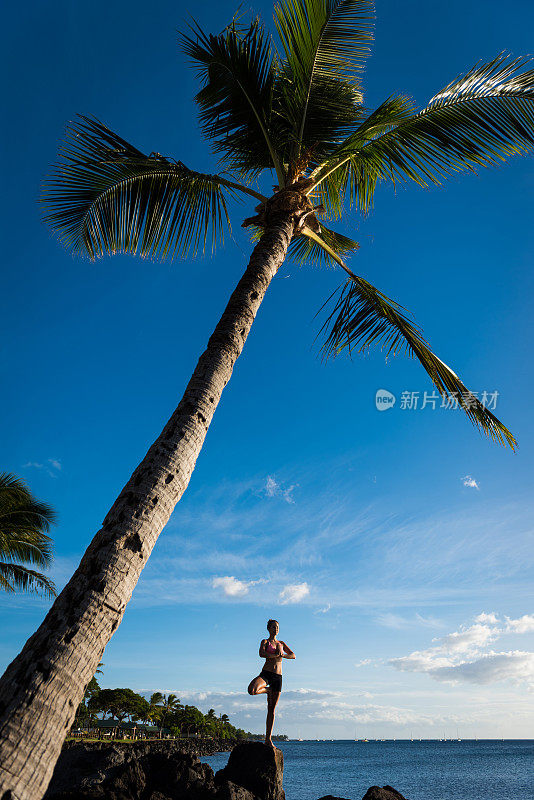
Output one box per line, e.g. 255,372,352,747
215,743,285,800
317,795,353,800
361,787,408,800
44,742,217,800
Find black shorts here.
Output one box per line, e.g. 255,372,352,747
260,669,282,693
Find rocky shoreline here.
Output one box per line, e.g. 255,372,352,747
44,740,408,800
62,736,236,758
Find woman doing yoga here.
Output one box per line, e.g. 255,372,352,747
247,619,295,747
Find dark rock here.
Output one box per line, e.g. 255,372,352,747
317,796,352,800
215,743,285,800
217,781,257,800
361,787,408,800
44,742,217,800
61,737,231,758
45,740,285,800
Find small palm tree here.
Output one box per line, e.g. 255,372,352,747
159,693,181,733
2,2,534,797
0,473,56,598
145,692,164,727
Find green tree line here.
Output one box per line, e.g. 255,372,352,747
75,676,286,740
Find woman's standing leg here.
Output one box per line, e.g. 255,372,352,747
265,690,280,746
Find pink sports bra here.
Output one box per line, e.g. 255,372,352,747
265,640,278,654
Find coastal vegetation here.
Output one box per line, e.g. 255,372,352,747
1,0,534,797
0,472,56,599
73,675,286,741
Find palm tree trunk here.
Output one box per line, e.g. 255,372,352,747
0,215,295,800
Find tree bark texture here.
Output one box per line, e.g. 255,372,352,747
0,215,295,800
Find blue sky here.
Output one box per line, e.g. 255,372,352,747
1,0,534,738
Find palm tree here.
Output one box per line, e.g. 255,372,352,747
1,1,534,796
160,694,181,727
0,472,56,599
153,693,181,736
145,692,164,728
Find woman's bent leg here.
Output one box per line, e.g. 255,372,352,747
248,675,268,695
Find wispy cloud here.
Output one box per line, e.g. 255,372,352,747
279,583,310,604
461,475,479,489
376,612,445,630
264,476,297,504
314,604,331,614
22,458,62,478
131,470,534,611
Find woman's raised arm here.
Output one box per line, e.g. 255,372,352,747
280,641,295,659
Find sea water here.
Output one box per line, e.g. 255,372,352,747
203,739,534,800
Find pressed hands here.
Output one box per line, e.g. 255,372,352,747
261,641,295,659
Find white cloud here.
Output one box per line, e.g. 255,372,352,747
431,651,534,687
212,576,254,597
279,582,310,604
264,476,297,504
389,612,534,689
169,688,440,729
314,604,331,614
474,612,499,624
437,622,499,655
505,614,534,634
354,659,372,668
461,475,479,489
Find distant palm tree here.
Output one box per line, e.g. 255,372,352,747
149,692,164,707
0,473,56,598
2,2,534,797
145,692,164,727
160,693,181,733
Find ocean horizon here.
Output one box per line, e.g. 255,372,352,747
203,739,534,800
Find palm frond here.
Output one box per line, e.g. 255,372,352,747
312,54,534,195
274,0,374,159
0,562,57,598
181,19,285,183
312,148,380,214
0,473,56,568
308,96,413,212
290,225,359,266
319,276,516,448
0,529,54,568
41,116,239,260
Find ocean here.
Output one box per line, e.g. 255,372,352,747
202,739,534,800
